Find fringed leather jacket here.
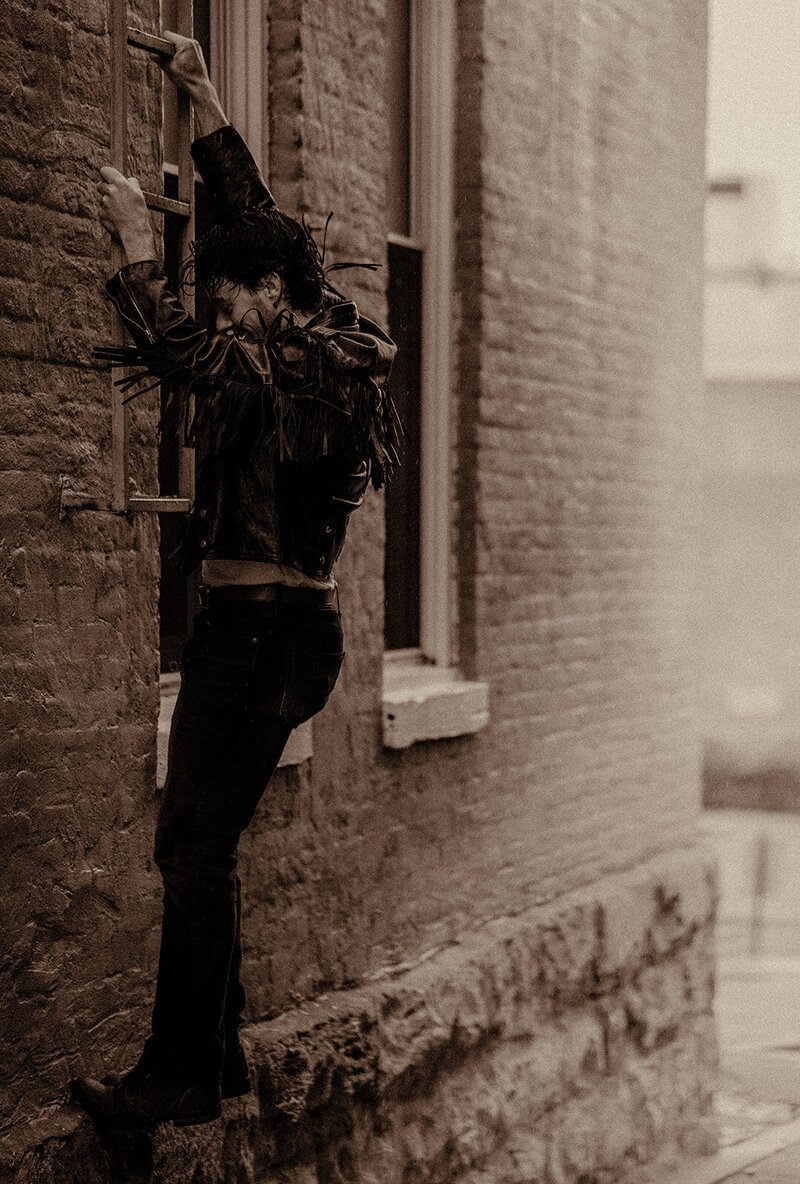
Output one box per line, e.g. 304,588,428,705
99,126,401,580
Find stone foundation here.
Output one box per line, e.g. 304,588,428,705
3,846,718,1184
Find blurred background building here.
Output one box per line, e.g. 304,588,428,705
704,0,800,812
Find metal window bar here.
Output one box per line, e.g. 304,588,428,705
119,1,194,514
60,0,193,519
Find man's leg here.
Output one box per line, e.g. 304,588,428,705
218,872,252,1096
217,598,344,1073
71,608,291,1127
70,598,342,1128
147,624,291,1086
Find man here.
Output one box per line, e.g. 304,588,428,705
70,33,400,1129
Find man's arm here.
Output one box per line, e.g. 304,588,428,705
161,32,276,214
94,36,233,348
97,32,275,269
95,34,231,269
158,31,228,139
95,165,205,353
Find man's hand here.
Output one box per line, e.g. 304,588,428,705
159,31,228,137
97,168,157,264
158,32,211,97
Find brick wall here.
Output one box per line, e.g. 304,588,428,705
0,0,164,1153
1,0,712,1176
453,0,707,882
236,0,707,1010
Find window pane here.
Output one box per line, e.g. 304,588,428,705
385,241,422,650
385,0,411,237
162,0,179,168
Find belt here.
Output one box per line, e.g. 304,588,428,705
201,583,338,609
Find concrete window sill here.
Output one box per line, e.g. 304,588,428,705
157,673,313,789
382,654,489,750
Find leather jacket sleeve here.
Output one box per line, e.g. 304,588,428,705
105,121,276,353
105,259,208,358
190,124,276,216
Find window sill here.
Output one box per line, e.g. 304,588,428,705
382,654,489,750
157,673,313,790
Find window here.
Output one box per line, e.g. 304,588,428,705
381,1,489,747
385,240,423,651
384,0,455,667
156,0,313,770
385,0,422,649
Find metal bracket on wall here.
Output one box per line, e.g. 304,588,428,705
60,0,195,519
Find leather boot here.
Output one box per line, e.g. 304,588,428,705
99,1043,250,1101
219,1042,251,1098
70,1062,220,1129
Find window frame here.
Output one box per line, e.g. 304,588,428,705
209,0,268,174
381,0,490,748
388,0,456,669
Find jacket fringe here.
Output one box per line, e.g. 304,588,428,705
93,326,405,489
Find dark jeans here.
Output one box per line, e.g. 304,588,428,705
143,596,344,1087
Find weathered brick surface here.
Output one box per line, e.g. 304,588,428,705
2,850,718,1183
1,0,162,1147
2,0,710,1176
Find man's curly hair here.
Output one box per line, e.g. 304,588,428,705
182,207,328,315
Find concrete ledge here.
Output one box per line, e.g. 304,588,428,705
382,659,489,749
157,675,312,789
14,846,719,1184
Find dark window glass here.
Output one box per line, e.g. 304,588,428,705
193,0,210,64
384,0,421,651
384,241,422,650
162,0,211,166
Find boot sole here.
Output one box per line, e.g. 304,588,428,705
70,1081,221,1129
99,1072,251,1101
172,1107,222,1127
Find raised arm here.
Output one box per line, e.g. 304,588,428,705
157,32,229,140
96,32,273,273
160,32,276,215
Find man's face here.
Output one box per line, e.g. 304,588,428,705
212,277,281,342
